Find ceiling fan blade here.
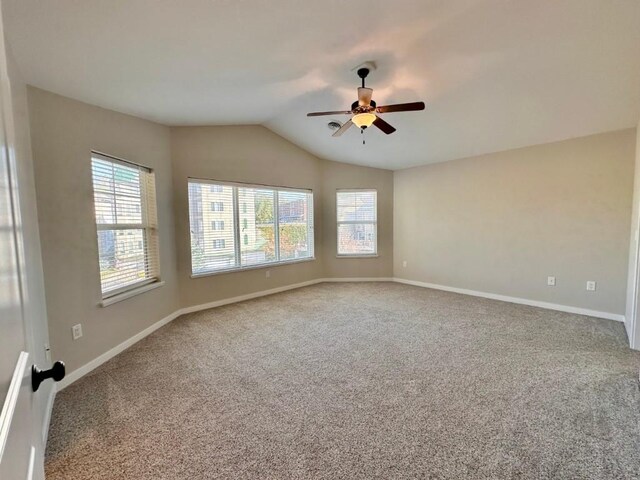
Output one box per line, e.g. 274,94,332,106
332,120,353,137
307,110,352,117
373,116,396,135
376,101,425,114
358,87,373,106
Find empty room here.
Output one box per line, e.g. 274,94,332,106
1,1,639,479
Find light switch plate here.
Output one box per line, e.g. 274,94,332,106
547,276,556,286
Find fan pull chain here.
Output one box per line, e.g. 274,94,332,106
361,128,365,145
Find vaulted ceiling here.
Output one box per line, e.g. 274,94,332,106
4,0,640,169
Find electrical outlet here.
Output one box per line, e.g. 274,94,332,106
72,324,83,340
265,270,270,278
547,276,556,286
586,281,596,291
402,260,407,268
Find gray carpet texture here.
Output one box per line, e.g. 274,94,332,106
45,282,640,479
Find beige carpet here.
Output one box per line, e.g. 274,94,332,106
46,282,640,479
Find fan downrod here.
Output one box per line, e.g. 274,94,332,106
357,67,370,87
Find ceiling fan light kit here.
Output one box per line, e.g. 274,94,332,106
307,67,425,140
352,112,376,129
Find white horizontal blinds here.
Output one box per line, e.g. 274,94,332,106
336,190,377,255
238,187,277,266
188,182,237,274
278,190,313,261
91,154,160,297
188,179,314,275
141,170,160,281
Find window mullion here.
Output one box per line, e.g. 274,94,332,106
232,186,241,267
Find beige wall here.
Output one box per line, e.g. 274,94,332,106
170,126,325,307
35,86,636,372
322,160,393,278
170,127,394,308
394,129,636,315
27,88,393,376
27,87,180,372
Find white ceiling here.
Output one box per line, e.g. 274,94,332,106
4,0,640,169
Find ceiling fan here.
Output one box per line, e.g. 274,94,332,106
306,67,425,138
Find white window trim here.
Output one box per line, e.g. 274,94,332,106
188,177,315,276
190,257,315,279
100,281,165,307
91,151,162,303
336,188,378,258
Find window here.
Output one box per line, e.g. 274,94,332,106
212,220,225,230
91,153,160,298
336,190,377,256
210,184,223,193
188,179,314,275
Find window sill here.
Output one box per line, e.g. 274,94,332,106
336,254,379,258
100,281,165,307
191,257,316,279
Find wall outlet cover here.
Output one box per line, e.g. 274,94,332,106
586,281,597,291
72,324,83,340
547,276,556,286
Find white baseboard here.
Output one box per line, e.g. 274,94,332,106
57,275,625,392
320,277,394,282
179,279,323,315
179,278,393,316
58,279,325,390
57,309,182,391
393,277,625,322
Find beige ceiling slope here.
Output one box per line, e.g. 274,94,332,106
5,0,640,169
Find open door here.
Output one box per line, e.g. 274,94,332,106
0,0,60,477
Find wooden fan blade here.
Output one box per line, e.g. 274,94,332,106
376,101,425,114
373,116,396,135
358,87,373,106
307,110,352,117
332,120,353,137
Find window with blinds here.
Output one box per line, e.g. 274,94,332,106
188,179,314,275
336,190,377,256
91,153,160,298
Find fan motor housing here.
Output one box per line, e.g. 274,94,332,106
351,100,376,112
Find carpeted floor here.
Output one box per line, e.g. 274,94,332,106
45,282,640,479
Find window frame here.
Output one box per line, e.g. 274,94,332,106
336,189,378,258
90,151,162,303
188,178,315,277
